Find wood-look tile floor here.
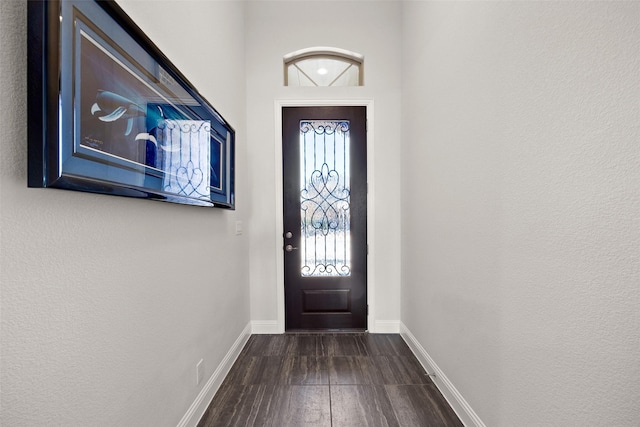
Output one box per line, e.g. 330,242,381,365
197,333,463,427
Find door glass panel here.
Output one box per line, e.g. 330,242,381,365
299,120,351,277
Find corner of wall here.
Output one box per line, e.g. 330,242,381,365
372,320,401,333
177,323,252,427
251,320,281,334
400,322,486,427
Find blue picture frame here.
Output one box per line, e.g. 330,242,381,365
28,0,235,209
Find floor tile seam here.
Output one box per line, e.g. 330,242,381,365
238,383,332,388
239,353,420,358
276,352,419,358
383,384,462,426
329,384,403,427
328,381,433,388
383,383,419,427
328,371,334,427
276,353,410,358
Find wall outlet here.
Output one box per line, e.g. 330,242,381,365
235,220,243,235
196,359,204,386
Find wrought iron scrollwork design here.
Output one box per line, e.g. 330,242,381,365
300,121,351,277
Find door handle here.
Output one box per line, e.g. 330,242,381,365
284,244,298,252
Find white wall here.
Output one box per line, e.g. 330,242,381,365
245,1,402,332
401,2,640,426
0,1,248,426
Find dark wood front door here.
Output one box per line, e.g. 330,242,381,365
282,106,367,330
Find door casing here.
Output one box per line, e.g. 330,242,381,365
273,99,375,333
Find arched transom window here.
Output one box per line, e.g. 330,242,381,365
284,47,364,87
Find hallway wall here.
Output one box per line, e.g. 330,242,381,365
245,1,403,331
0,1,249,425
401,2,640,425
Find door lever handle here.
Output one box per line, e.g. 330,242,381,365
284,244,298,252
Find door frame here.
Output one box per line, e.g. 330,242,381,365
274,99,375,333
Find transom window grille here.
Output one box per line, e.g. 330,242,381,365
284,47,364,87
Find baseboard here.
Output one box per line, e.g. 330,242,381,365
372,320,400,333
177,322,252,427
251,320,280,334
399,322,486,427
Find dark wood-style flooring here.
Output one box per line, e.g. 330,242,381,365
197,333,463,427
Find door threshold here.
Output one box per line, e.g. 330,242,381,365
284,329,368,334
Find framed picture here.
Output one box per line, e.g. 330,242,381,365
28,0,235,208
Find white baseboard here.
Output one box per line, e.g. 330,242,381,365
177,322,252,427
399,322,486,427
372,320,400,333
251,320,280,334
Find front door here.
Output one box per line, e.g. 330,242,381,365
282,106,367,330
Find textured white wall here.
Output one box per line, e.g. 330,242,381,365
401,1,640,426
245,1,403,330
0,1,248,425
